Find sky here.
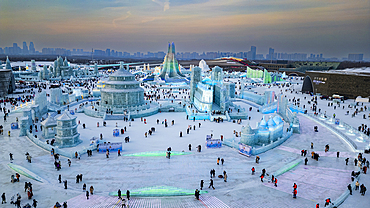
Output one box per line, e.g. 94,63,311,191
0,0,369,58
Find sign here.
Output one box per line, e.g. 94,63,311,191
239,143,252,157
206,139,222,148
98,142,122,152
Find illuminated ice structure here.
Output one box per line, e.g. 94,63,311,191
158,42,187,82
52,56,73,78
101,62,145,109
54,111,81,147
240,114,284,146
199,59,210,73
190,66,235,112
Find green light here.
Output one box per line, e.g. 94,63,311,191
122,151,192,157
109,186,208,197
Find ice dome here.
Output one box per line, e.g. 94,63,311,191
267,117,276,126
272,115,283,124
259,116,267,127
199,59,210,72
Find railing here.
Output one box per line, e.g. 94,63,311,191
301,113,358,152
25,131,97,158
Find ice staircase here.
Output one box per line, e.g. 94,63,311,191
54,194,229,208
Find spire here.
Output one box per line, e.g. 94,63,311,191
5,56,12,70
167,42,171,53
171,42,175,54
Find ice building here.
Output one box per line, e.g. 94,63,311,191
52,56,73,78
190,66,235,112
159,42,185,80
101,62,145,109
240,114,284,146
54,111,81,147
0,56,16,97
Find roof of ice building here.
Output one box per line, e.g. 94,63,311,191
111,68,135,77
267,117,276,126
41,114,57,127
56,111,75,121
259,116,267,127
272,114,283,124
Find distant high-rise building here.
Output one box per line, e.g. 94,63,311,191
22,42,28,54
106,49,110,56
348,54,363,61
267,48,275,60
29,42,35,54
250,46,256,60
0,48,3,54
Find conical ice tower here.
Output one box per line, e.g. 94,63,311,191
159,42,185,79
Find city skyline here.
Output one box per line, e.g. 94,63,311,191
1,0,369,58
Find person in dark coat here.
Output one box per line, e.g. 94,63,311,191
118,189,122,199
195,189,200,200
126,190,130,200
86,191,89,200
32,199,37,208
64,180,67,189
200,180,204,190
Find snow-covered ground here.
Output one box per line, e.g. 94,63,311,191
0,77,369,208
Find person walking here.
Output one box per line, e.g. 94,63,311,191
118,149,121,156
345,158,349,165
83,183,86,191
188,144,191,151
305,158,308,165
195,189,200,200
221,158,224,165
251,167,255,175
217,157,220,165
90,186,94,195
118,189,122,199
355,181,360,190
86,191,89,200
209,179,215,189
64,180,67,189
126,190,130,200
260,174,264,182
293,189,297,198
200,180,204,190
274,178,277,187
32,199,37,208
348,184,352,195
324,198,331,207
1,193,6,204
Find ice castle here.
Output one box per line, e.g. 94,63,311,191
240,114,284,146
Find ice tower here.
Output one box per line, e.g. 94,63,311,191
159,42,185,79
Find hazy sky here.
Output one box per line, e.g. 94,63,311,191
1,0,369,58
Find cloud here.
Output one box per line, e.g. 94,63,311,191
112,11,132,28
152,0,170,12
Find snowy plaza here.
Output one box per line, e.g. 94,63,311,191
0,59,370,208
